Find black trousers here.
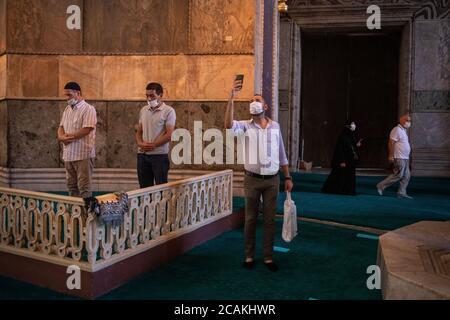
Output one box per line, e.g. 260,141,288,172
137,154,170,188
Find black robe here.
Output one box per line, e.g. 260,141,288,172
322,128,359,195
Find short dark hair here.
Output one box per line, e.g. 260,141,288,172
64,81,82,93
146,82,163,96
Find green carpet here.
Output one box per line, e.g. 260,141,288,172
0,219,381,300
235,173,450,231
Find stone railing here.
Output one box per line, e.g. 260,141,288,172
0,170,233,271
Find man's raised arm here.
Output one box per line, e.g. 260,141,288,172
225,80,242,129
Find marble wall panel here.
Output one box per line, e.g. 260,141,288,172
169,100,248,170
106,101,142,169
398,23,412,115
59,56,104,100
8,100,61,168
189,0,255,53
7,0,82,53
411,113,450,149
83,0,188,54
92,101,108,168
103,56,189,101
0,54,5,98
0,0,5,54
103,56,151,101
186,55,254,100
5,99,250,169
278,21,292,92
7,55,59,98
6,54,254,101
414,20,450,91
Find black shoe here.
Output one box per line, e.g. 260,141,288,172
242,260,255,269
264,261,279,272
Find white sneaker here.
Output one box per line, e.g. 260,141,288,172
376,186,383,196
398,194,413,199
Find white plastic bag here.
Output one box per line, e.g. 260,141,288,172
282,192,298,242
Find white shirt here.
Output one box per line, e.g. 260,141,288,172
231,118,288,175
390,125,410,160
59,100,97,162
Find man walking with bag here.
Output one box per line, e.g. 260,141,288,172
225,79,293,272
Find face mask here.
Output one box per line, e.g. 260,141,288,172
249,101,264,115
350,124,356,131
68,98,77,106
404,121,411,129
148,99,159,108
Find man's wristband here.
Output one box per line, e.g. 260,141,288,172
285,176,292,181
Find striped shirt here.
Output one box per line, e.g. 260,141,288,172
231,118,288,175
59,100,97,162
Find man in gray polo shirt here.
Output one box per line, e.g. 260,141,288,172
135,82,176,188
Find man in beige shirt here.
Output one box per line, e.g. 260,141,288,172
135,82,176,188
57,82,97,198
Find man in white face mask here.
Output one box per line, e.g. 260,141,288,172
225,79,293,272
135,82,176,188
377,113,413,199
57,82,97,198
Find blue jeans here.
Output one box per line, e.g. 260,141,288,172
137,154,170,188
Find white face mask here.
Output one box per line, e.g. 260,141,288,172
404,121,411,129
350,124,356,131
148,99,159,108
249,101,264,115
68,98,77,106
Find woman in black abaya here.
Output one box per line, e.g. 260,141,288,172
322,121,362,195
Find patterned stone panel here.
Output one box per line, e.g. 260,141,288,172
7,0,82,53
59,56,104,100
186,55,254,100
93,102,108,168
8,100,61,168
170,100,248,171
189,0,255,53
106,101,142,169
83,0,189,54
413,91,450,113
7,55,59,98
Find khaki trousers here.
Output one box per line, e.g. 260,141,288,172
65,158,94,198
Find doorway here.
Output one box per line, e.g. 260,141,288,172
300,31,400,169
